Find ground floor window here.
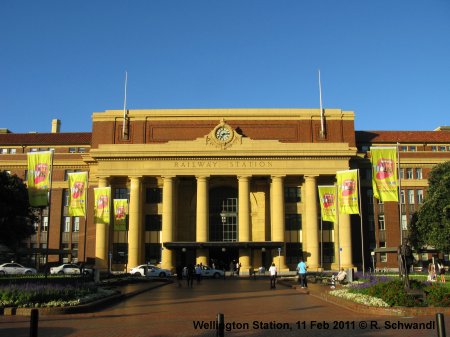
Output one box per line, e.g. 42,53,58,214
113,243,128,264
145,243,162,265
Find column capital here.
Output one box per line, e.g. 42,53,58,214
129,175,143,180
271,175,285,181
304,174,319,180
237,175,252,180
162,175,175,180
195,175,210,180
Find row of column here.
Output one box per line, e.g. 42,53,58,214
94,175,353,272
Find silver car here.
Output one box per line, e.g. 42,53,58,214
201,265,224,279
0,263,37,275
50,263,93,275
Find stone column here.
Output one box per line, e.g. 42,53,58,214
161,176,175,271
304,175,320,270
128,176,142,271
196,176,209,266
238,175,251,271
95,176,109,270
271,175,287,270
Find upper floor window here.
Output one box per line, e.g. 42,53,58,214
415,168,423,179
285,214,302,230
146,188,162,204
417,189,424,204
432,146,438,152
399,146,407,152
145,214,162,231
284,187,301,203
73,217,80,232
408,146,417,152
63,217,71,232
406,168,414,179
378,215,385,230
439,146,447,151
114,188,129,200
69,147,77,153
400,190,405,204
63,189,70,206
399,168,404,179
407,190,415,204
41,216,49,232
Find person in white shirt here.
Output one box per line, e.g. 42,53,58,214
336,268,347,283
269,263,277,289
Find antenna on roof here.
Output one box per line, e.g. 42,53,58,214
318,69,325,138
122,71,128,140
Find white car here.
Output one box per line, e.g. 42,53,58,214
130,264,171,278
0,263,37,275
200,265,224,279
50,263,93,275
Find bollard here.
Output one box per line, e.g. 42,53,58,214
30,308,39,337
436,313,446,337
216,313,224,337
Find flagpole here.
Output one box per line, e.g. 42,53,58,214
357,169,365,275
318,70,325,138
45,150,55,274
335,183,341,271
397,142,403,245
83,172,89,264
320,217,323,271
122,71,128,139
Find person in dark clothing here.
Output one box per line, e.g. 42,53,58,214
186,264,194,288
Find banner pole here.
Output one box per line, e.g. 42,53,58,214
397,143,403,245
357,169,365,275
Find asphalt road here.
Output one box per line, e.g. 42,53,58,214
1,278,448,337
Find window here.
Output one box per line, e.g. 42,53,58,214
415,168,422,179
113,243,128,264
401,214,408,230
439,146,446,151
408,146,416,152
378,215,385,230
144,243,161,265
41,216,48,232
408,190,415,204
63,189,70,206
417,190,424,204
284,187,301,203
406,168,413,179
400,190,405,204
399,168,404,179
145,214,162,231
69,147,77,153
399,145,407,152
379,241,386,248
285,214,302,230
1,148,8,154
73,217,80,232
432,146,438,152
78,147,86,153
146,188,162,203
114,188,129,200
10,148,16,154
380,253,387,263
63,217,71,232
286,243,303,264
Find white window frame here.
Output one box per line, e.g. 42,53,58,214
406,168,413,179
417,190,424,204
401,214,408,230
378,215,385,230
63,217,71,232
415,168,423,179
73,217,80,232
408,189,415,204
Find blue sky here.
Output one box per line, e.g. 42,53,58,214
1,1,449,133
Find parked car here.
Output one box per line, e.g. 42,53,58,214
200,265,224,279
50,263,93,275
0,263,37,275
130,264,171,277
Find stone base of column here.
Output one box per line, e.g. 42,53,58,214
161,249,174,271
271,255,288,272
238,249,251,271
196,249,209,266
331,263,355,271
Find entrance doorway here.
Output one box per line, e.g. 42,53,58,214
209,247,239,271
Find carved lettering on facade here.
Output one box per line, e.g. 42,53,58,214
173,161,273,169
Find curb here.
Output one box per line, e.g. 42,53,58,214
2,280,172,316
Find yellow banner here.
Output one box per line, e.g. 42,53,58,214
318,186,337,223
94,187,111,224
68,172,88,216
114,199,128,231
370,147,399,202
337,169,360,215
27,151,53,207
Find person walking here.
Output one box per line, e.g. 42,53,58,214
195,264,202,284
438,260,446,283
186,264,194,288
269,263,277,289
297,258,308,288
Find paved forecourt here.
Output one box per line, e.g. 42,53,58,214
0,278,448,337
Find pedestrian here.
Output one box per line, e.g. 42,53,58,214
186,264,194,287
176,264,183,287
236,261,241,276
427,262,436,282
269,263,277,289
438,260,446,283
296,258,308,288
195,264,202,284
230,261,235,276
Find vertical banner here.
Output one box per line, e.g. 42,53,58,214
27,151,53,206
370,147,399,202
68,172,88,216
318,186,337,223
94,187,111,224
337,169,360,214
113,199,128,231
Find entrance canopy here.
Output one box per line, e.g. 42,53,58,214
164,241,283,250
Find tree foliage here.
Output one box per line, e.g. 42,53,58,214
0,171,37,252
409,161,450,252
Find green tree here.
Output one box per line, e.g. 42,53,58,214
409,161,450,252
0,171,37,253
